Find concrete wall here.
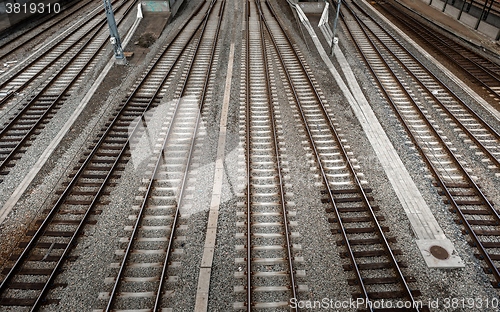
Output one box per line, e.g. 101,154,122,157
298,2,325,14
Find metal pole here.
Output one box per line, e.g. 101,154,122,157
475,0,488,29
467,0,475,12
103,0,126,64
485,0,493,20
330,0,341,56
458,0,467,19
442,0,449,12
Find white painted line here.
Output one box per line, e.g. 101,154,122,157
290,5,463,268
0,15,141,225
194,42,235,312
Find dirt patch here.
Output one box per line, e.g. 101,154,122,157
136,32,156,48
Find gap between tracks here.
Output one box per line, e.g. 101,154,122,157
194,41,235,312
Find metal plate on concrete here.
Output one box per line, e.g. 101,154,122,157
416,239,464,268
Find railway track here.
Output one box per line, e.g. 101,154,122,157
235,0,304,309
0,0,132,108
247,0,423,309
0,0,213,309
345,2,500,176
98,0,222,310
0,0,96,60
0,0,138,182
375,1,500,104
343,1,500,287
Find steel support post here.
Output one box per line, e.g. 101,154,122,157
330,0,341,56
103,0,126,64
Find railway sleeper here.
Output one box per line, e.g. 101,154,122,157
353,289,422,300
326,188,373,194
7,282,67,290
0,142,19,148
337,226,390,234
0,136,31,142
331,195,376,203
329,216,385,223
443,199,485,205
337,237,397,246
0,298,59,306
340,249,402,258
438,189,476,196
326,205,380,213
348,276,416,285
55,189,110,196
80,151,119,156
17,242,67,249
465,229,500,236
54,199,93,205
9,254,76,262
42,208,103,214
26,230,75,237
34,219,97,226
453,208,492,215
343,261,407,271
77,165,114,171
434,181,474,188
456,219,499,226
1,268,56,275
472,241,500,248
69,173,121,179
475,253,500,261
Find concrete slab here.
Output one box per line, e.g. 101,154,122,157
134,1,171,41
289,2,463,268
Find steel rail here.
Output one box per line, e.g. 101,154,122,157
0,0,94,59
380,2,500,81
154,4,223,310
261,0,419,309
244,0,252,309
104,1,221,310
243,0,299,309
0,0,132,103
0,0,140,177
257,6,299,311
0,20,101,103
0,1,209,309
342,1,500,286
0,22,107,176
351,2,500,169
345,1,500,212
